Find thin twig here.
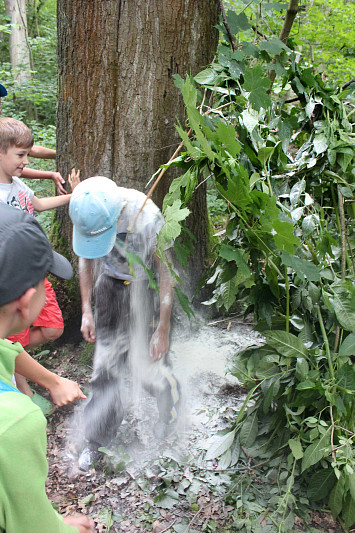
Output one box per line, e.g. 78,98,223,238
330,405,336,463
159,518,177,533
218,0,237,51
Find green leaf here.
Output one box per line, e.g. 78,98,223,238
174,286,195,319
205,429,236,460
272,220,300,253
216,121,241,158
301,427,331,472
289,438,304,460
226,10,251,33
338,364,355,391
259,38,288,55
332,290,355,332
194,68,221,85
265,330,307,358
219,244,251,277
313,134,328,155
220,279,238,311
339,334,355,356
154,489,179,509
281,251,321,282
81,494,94,505
239,411,258,447
329,475,345,519
307,469,336,501
163,200,190,241
343,492,355,529
258,146,274,166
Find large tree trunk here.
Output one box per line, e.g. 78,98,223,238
56,0,219,304
4,0,32,83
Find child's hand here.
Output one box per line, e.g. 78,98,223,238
68,168,81,192
50,172,67,195
63,515,95,532
48,376,86,406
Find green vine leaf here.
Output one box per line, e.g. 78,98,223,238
301,427,331,473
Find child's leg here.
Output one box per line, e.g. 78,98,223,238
29,278,64,347
26,326,63,348
14,372,34,396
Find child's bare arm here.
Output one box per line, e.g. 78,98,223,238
14,348,86,406
21,167,67,195
31,192,72,212
29,145,56,160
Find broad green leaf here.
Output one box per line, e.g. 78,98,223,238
332,290,355,332
205,430,236,460
216,121,241,157
249,87,271,111
338,364,355,391
301,427,331,472
163,200,190,241
81,494,94,505
329,475,345,519
174,286,194,319
272,220,300,253
226,10,251,33
296,358,309,380
281,251,321,282
242,109,258,134
265,330,307,358
339,334,355,357
243,66,270,92
220,279,238,310
239,411,258,447
307,469,336,501
258,146,274,166
194,68,221,85
313,134,328,155
219,244,251,277
288,438,304,460
259,38,288,55
343,492,355,529
154,489,179,509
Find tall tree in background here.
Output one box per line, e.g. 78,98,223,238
4,0,31,83
56,0,220,297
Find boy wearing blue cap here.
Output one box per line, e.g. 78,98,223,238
0,203,95,533
70,177,180,471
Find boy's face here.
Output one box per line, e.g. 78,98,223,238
0,145,30,181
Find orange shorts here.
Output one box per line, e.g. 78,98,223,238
8,278,64,347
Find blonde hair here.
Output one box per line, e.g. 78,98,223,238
0,117,34,153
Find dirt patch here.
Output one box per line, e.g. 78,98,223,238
38,321,343,532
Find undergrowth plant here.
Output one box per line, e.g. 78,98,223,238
159,3,355,530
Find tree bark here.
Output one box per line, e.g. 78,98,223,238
4,0,32,83
57,0,220,298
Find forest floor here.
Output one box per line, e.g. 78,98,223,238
39,318,343,532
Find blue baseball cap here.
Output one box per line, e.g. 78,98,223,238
69,176,123,259
0,84,7,97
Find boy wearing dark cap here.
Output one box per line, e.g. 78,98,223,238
0,203,95,533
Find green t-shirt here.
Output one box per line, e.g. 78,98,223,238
0,339,77,533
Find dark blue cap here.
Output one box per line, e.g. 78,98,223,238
0,84,7,97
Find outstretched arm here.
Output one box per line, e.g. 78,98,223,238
79,257,96,343
29,145,56,160
31,193,71,212
150,255,174,362
21,167,66,195
14,348,86,406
